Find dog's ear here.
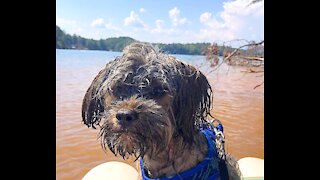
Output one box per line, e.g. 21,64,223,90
81,61,113,128
171,62,213,141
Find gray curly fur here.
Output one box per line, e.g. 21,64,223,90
81,42,242,179
82,42,213,142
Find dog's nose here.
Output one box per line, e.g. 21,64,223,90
116,110,137,122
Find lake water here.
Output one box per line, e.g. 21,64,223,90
56,49,264,180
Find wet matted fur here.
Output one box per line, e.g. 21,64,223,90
82,42,242,179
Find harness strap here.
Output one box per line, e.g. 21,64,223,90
140,128,220,180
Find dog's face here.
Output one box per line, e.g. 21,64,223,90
82,43,213,160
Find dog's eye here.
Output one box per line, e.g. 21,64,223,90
152,86,165,97
136,104,143,110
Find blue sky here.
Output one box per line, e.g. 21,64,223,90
56,0,263,45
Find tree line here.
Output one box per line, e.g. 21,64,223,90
56,25,230,55
56,26,136,51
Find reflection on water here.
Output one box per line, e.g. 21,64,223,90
56,49,264,180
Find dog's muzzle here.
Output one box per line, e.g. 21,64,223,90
116,109,137,122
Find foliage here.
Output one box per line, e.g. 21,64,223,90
56,26,136,51
154,43,211,55
57,25,215,55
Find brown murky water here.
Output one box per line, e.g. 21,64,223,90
56,49,263,180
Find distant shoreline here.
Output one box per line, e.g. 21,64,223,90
56,25,225,56
55,48,208,57
56,48,122,53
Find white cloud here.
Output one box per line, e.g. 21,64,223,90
149,19,175,34
197,28,236,42
90,18,121,31
57,16,125,40
169,7,189,26
155,20,165,29
57,0,263,44
56,17,79,30
124,11,147,28
126,7,192,43
139,8,145,13
199,12,211,23
223,0,263,16
200,12,225,29
169,7,179,19
197,0,263,43
56,18,75,26
90,18,105,28
105,22,120,31
56,17,84,35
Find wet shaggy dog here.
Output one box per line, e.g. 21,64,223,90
82,42,241,179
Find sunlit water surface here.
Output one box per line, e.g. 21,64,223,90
56,49,264,180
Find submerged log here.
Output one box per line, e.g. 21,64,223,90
238,56,264,61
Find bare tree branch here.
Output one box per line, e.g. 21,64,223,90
238,56,264,61
248,0,263,7
253,81,264,89
221,39,251,46
206,40,264,75
241,68,264,73
223,40,264,62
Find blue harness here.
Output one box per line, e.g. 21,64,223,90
140,126,223,180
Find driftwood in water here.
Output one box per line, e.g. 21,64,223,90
223,41,264,67
225,56,264,67
205,41,264,68
238,56,264,61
